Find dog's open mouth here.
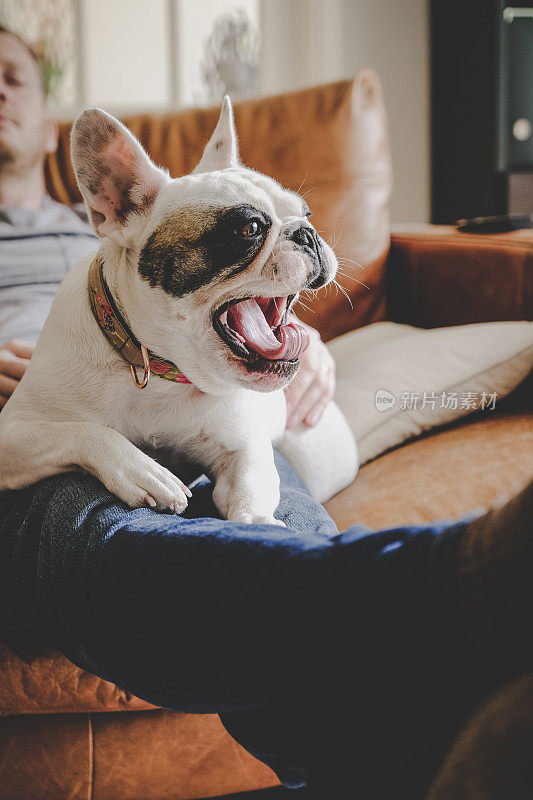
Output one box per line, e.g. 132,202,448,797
213,295,310,365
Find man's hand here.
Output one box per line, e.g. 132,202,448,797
0,340,34,407
284,317,335,429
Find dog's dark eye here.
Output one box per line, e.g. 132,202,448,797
236,219,262,238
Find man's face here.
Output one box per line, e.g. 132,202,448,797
0,32,57,172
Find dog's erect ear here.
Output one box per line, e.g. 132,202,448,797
71,108,167,243
193,96,240,174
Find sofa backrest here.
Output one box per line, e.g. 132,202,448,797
45,71,392,340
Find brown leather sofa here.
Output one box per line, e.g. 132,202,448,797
0,72,531,800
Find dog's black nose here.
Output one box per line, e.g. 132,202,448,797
289,225,316,250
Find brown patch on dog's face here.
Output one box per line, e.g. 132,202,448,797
137,204,272,298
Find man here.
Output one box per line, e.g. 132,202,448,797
0,24,98,402
0,25,531,797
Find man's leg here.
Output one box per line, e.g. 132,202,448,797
222,480,533,796
0,458,531,797
0,450,356,713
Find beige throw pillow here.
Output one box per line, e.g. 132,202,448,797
328,321,533,466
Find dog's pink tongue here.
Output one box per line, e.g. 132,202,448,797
228,299,309,360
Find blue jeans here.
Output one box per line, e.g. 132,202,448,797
0,453,487,796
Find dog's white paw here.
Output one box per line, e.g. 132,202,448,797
253,515,286,527
99,451,192,513
228,511,286,527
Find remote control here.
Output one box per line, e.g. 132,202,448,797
455,214,533,233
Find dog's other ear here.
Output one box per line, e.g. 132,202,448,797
71,108,167,243
193,95,240,174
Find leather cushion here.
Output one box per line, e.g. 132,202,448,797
0,639,156,716
426,673,533,800
388,228,533,328
325,410,533,531
0,709,279,800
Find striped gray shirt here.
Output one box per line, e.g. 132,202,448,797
0,196,97,344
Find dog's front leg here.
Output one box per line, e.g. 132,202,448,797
0,420,191,513
210,443,285,526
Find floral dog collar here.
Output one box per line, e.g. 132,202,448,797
88,256,191,389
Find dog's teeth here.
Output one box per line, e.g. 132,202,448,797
220,310,228,325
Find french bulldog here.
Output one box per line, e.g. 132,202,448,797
0,97,358,525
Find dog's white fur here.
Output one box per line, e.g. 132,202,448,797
0,98,358,524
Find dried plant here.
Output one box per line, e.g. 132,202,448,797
200,8,260,104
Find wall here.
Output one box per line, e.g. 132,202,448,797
77,0,259,112
260,0,430,223
80,0,171,109
342,0,429,223
75,0,429,222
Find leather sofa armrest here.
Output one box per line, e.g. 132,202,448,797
386,226,533,327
